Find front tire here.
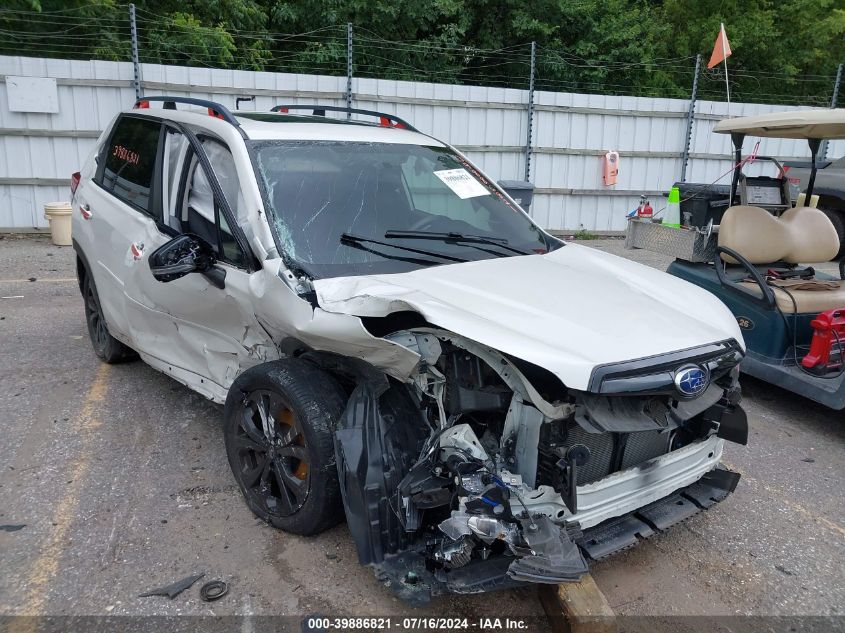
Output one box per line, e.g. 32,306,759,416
223,358,347,535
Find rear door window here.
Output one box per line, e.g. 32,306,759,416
100,116,161,220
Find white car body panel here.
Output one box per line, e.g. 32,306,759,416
314,242,744,391
108,255,423,405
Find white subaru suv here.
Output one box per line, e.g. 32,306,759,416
71,96,747,602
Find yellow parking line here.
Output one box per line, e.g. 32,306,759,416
723,459,845,540
15,363,111,620
0,278,76,283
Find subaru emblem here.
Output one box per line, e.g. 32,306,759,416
674,365,709,397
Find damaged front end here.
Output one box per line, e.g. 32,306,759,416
328,329,746,604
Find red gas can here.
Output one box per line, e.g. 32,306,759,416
637,198,653,220
801,309,845,371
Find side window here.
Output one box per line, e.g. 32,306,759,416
181,139,249,269
100,116,161,220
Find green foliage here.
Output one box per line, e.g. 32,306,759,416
1,0,843,105
572,228,600,240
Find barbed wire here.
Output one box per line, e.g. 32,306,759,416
0,5,840,107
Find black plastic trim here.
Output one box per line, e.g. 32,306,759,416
580,467,740,560
586,339,744,394
71,238,92,293
716,403,748,445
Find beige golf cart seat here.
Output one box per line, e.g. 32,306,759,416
718,204,845,312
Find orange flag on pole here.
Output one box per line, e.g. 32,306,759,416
707,23,732,69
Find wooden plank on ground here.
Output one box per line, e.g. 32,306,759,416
538,574,617,633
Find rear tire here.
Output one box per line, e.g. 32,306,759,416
82,275,134,363
818,206,845,260
223,358,347,536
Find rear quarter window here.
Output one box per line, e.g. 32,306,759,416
100,116,161,219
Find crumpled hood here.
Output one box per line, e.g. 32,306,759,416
313,243,744,391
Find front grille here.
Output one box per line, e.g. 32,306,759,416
536,421,672,488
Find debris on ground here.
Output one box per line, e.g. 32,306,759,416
0,524,26,532
199,580,229,602
138,573,205,599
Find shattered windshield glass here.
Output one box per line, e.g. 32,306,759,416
250,140,558,278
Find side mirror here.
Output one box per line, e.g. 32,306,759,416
148,234,217,284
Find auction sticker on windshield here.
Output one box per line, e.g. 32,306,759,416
433,168,490,199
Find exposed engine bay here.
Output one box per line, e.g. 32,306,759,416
326,328,746,603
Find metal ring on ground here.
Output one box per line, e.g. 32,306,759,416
200,580,228,602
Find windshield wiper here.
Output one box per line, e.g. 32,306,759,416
384,230,532,256
340,233,468,264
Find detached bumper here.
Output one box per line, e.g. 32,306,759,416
579,466,741,560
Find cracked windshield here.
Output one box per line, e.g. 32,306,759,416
252,141,557,278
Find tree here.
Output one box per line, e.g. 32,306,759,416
1,0,842,105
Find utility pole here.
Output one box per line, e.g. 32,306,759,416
524,41,536,182
129,3,142,100
821,63,843,161
680,54,702,183
346,23,353,119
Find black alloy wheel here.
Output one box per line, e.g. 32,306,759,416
223,359,346,535
232,389,311,517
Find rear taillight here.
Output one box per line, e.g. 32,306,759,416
70,171,81,195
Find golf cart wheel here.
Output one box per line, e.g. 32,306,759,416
223,358,347,535
82,275,133,363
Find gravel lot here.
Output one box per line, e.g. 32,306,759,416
1,235,843,630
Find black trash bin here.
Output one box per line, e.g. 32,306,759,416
497,180,534,213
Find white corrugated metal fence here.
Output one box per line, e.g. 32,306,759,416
1,55,842,231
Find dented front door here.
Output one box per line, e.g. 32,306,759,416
125,252,269,390
122,126,272,393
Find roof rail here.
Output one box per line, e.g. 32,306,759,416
270,104,418,132
134,96,246,137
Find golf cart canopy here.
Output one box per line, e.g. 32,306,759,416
713,109,845,140
715,109,845,203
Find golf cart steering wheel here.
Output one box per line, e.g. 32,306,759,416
714,245,777,309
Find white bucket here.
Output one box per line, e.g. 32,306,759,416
44,201,73,246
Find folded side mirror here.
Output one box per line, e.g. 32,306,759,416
148,234,217,284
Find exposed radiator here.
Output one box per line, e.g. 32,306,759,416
536,421,672,487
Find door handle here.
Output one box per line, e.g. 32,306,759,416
79,203,92,220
